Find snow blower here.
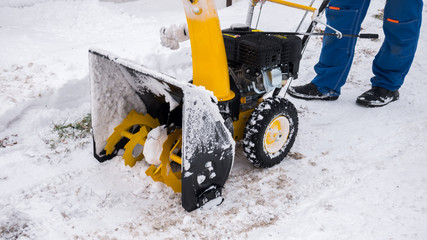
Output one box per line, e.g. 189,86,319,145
89,0,378,211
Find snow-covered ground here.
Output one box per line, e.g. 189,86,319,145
1,0,427,239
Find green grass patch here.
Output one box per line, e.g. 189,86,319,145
46,113,92,150
52,113,91,140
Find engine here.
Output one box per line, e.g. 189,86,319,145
223,29,302,97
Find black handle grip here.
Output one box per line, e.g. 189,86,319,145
359,33,379,39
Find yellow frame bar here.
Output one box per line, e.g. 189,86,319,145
169,137,182,164
267,0,316,12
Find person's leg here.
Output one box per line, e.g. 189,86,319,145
288,0,371,100
370,0,423,91
312,0,371,95
356,0,423,107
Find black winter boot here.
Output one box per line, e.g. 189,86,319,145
287,83,339,101
356,86,399,107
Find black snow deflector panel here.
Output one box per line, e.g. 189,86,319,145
182,87,235,211
88,48,234,211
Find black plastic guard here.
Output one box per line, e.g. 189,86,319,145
181,87,235,212
88,48,185,161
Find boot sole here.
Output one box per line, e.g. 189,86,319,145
356,96,399,108
287,91,339,101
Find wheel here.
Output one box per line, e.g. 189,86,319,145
243,97,298,168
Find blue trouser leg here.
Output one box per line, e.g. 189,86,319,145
311,0,371,95
371,0,423,91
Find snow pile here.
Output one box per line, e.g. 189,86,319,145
143,126,168,166
0,0,51,8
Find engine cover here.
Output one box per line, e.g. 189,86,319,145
223,30,302,79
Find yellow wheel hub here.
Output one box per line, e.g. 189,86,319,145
263,115,290,154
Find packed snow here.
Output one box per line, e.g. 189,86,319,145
1,0,427,239
143,126,168,166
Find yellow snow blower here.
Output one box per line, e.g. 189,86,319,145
89,0,377,211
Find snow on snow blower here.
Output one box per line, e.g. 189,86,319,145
89,0,377,211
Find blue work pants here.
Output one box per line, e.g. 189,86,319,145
312,0,423,95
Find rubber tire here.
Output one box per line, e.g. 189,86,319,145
243,97,298,168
